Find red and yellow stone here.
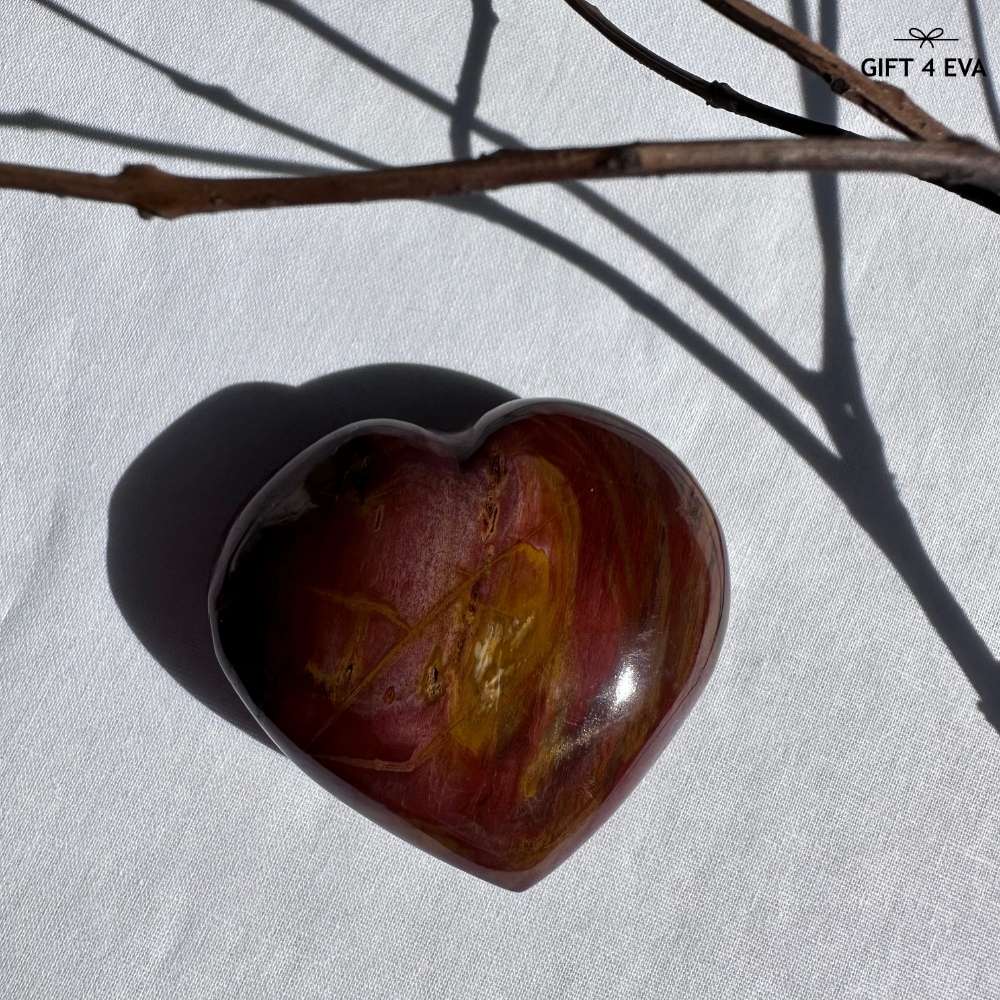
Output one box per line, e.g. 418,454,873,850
209,400,728,889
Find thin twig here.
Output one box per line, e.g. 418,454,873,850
3,138,999,219
560,0,850,138
695,0,954,140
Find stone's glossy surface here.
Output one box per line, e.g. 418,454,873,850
209,400,728,890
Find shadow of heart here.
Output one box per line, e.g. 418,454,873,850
106,363,517,747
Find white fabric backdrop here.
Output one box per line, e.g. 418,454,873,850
3,1,999,997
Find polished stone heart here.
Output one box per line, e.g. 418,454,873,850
209,400,728,890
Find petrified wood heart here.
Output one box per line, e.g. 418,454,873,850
209,400,728,890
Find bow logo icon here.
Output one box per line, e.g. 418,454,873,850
894,27,958,49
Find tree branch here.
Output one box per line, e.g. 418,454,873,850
560,0,850,138
695,0,954,141
561,0,1000,214
3,138,999,219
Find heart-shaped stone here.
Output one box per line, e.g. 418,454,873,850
209,400,728,890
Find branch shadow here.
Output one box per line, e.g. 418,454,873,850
967,0,1000,145
106,364,516,748
451,0,499,160
791,0,1000,727
0,110,328,174
14,0,997,732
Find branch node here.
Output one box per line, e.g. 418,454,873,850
705,81,739,112
119,163,167,182
602,145,642,173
